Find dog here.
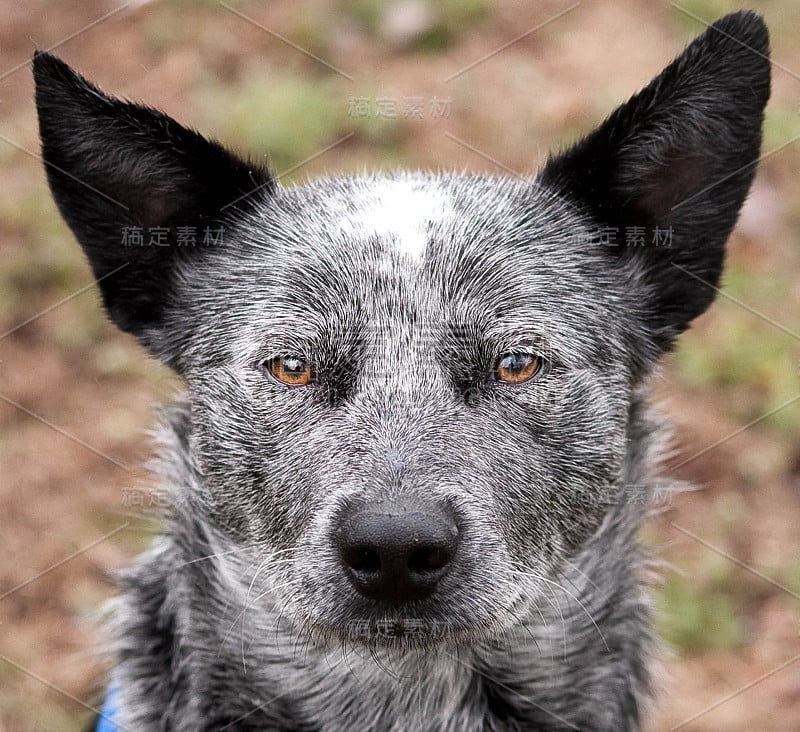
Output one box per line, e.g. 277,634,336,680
34,10,769,731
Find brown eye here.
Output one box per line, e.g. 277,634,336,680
265,356,314,386
494,353,542,384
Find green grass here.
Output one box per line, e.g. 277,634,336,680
762,105,800,152
656,521,748,655
671,0,759,31
673,257,800,435
0,180,99,332
192,71,343,174
655,490,800,654
657,569,744,653
190,69,406,178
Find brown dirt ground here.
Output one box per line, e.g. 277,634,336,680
1,1,799,730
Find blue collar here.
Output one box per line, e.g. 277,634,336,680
96,684,119,731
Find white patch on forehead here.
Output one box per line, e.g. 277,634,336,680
338,178,452,261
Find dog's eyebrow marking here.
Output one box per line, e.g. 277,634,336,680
339,178,452,261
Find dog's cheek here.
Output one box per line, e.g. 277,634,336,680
182,365,325,545
551,370,630,549
482,368,629,562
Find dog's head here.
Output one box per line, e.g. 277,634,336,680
35,12,769,648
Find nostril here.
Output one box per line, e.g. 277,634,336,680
344,546,381,574
409,545,451,574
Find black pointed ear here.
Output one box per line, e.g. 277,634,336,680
33,51,274,358
540,11,770,351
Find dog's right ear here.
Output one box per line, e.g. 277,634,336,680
540,11,770,355
34,52,274,360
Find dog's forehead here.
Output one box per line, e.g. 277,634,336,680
264,172,577,271
333,177,453,262
216,173,617,327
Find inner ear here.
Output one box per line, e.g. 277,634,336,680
628,146,710,224
112,174,187,228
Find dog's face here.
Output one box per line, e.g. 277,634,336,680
174,175,639,642
34,12,769,649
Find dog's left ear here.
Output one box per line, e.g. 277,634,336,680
540,11,770,352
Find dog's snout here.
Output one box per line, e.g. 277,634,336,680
336,499,459,604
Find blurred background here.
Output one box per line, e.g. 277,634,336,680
1,0,799,729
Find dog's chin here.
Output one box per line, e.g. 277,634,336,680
309,616,490,651
297,598,520,652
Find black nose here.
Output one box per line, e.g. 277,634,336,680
336,498,459,605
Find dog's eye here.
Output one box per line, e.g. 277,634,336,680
264,356,314,386
494,353,542,384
